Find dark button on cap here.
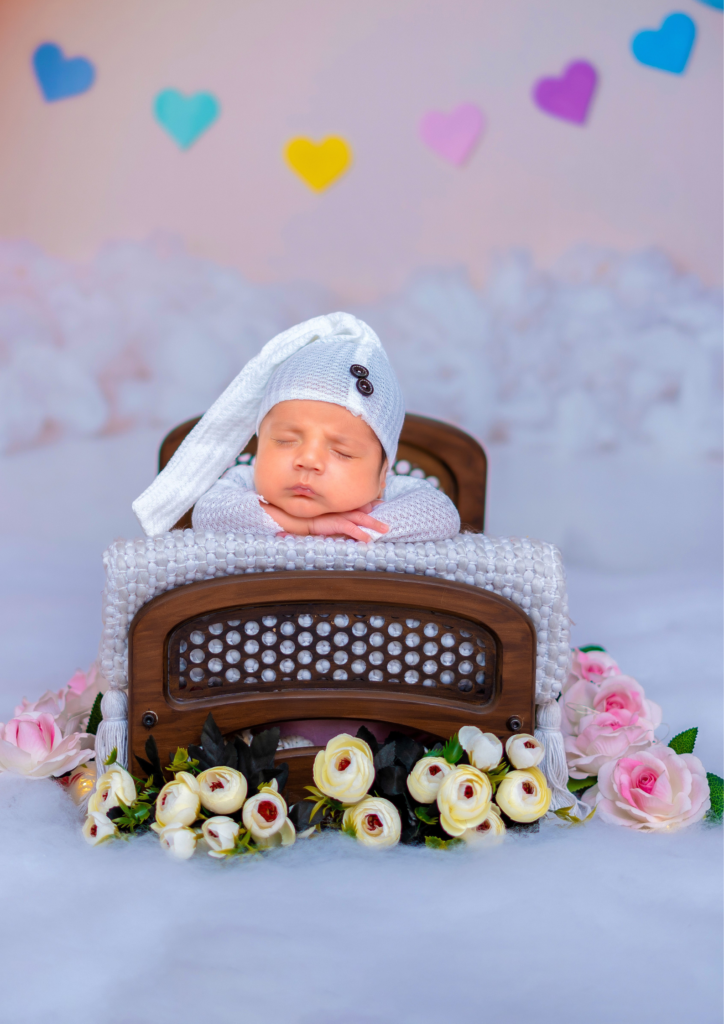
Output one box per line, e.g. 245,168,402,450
350,364,369,379
356,377,374,396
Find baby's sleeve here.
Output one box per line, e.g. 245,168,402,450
191,465,281,535
365,474,461,542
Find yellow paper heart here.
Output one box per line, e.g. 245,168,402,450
284,136,352,192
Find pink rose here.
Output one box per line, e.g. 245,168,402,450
565,708,655,779
569,649,620,683
562,672,661,738
586,744,710,831
14,666,102,737
0,712,94,778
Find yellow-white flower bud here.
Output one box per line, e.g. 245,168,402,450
342,796,401,849
495,767,551,822
313,734,375,803
458,727,503,771
436,765,492,837
201,815,240,857
505,733,545,770
406,756,454,803
88,764,137,814
155,771,201,827
460,803,506,846
197,767,247,814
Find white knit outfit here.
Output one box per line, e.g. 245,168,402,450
133,313,405,537
191,465,461,542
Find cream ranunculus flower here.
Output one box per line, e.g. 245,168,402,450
152,822,198,860
505,733,545,770
342,796,401,849
496,766,551,822
197,767,248,814
407,756,455,803
88,764,137,814
458,727,503,771
460,803,506,846
155,771,201,827
313,733,375,803
201,815,240,857
82,810,118,846
255,817,297,850
436,765,492,837
242,783,288,842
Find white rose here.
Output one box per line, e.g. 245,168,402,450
460,804,506,846
436,765,492,837
88,764,137,814
342,796,401,849
313,734,375,803
242,783,288,842
155,771,201,827
505,733,545,770
82,811,118,846
255,817,297,850
495,767,551,822
152,822,198,860
201,816,240,857
407,756,455,803
458,727,503,771
197,767,248,814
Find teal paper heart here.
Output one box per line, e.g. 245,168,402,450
154,90,220,149
631,13,697,75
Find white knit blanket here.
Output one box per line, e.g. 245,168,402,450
99,530,570,702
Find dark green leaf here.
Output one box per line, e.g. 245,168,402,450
86,692,103,736
289,799,325,833
441,735,464,765
355,725,379,755
199,713,226,766
143,735,165,787
421,744,444,759
375,766,408,796
250,728,280,771
706,773,723,823
668,728,698,755
414,805,439,825
386,732,425,771
250,763,289,796
567,776,597,793
578,645,606,653
104,747,117,766
373,742,396,771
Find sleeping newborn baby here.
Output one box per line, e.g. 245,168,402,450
133,312,460,542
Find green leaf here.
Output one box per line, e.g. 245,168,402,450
424,835,462,850
706,773,723,823
85,692,103,736
668,728,698,755
486,763,510,792
421,744,444,759
166,747,200,775
341,821,357,839
441,734,464,766
414,805,439,825
104,747,117,766
567,776,597,793
578,645,606,653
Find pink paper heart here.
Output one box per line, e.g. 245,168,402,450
420,103,485,166
533,61,598,124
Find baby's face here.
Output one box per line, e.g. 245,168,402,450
254,400,387,517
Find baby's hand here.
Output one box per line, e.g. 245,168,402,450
309,508,388,543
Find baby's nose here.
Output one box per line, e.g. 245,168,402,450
294,442,325,471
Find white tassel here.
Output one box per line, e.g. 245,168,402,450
95,688,129,770
535,698,587,817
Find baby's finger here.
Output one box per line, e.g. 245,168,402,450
345,511,389,533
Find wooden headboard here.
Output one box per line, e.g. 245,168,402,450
158,412,487,532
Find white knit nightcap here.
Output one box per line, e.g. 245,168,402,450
132,312,405,537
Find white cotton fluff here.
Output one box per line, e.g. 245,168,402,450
0,239,720,461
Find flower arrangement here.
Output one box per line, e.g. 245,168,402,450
563,646,723,830
82,714,554,858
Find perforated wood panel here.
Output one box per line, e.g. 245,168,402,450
167,604,495,705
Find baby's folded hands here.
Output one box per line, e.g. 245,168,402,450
308,506,389,543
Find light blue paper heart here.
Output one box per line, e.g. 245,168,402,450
695,0,722,10
32,42,95,102
154,90,220,150
631,13,697,74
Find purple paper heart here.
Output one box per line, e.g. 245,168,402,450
420,103,485,166
533,61,598,125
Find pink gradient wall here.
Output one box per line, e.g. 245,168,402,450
0,0,721,299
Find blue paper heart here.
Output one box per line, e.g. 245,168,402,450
631,13,696,74
154,90,220,150
695,0,722,9
32,42,95,102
